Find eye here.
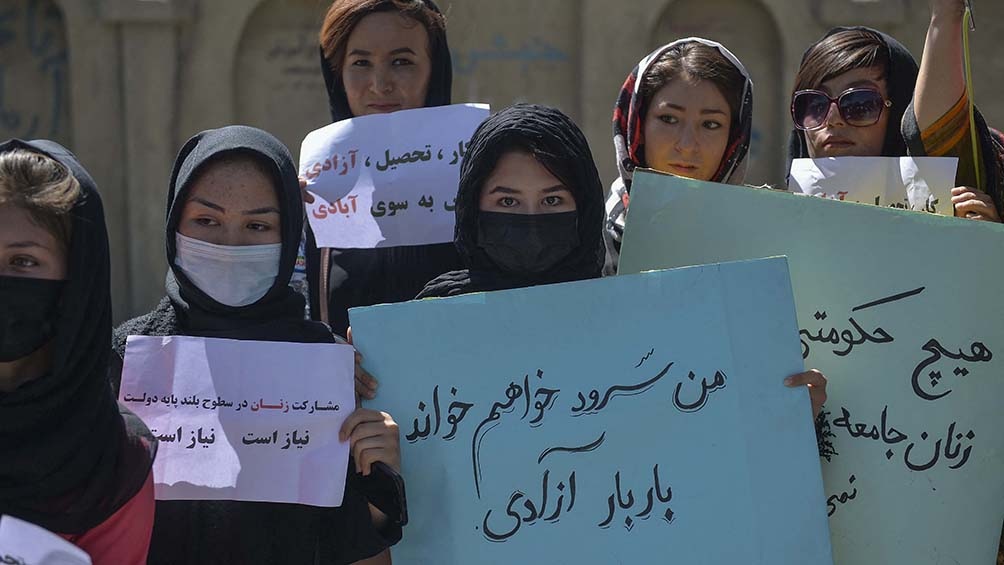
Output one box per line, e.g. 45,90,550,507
247,222,272,232
194,217,219,227
392,57,415,66
659,114,679,125
543,195,565,207
10,255,39,269
498,197,518,208
350,59,371,67
703,120,723,130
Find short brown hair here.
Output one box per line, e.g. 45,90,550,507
639,42,746,132
0,148,80,251
320,0,446,75
794,29,888,92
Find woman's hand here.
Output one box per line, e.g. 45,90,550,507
784,369,827,419
346,327,379,400
952,186,1002,222
340,408,401,476
929,0,967,22
299,177,315,204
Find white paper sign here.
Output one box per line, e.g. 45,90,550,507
119,336,354,507
300,103,490,248
788,156,958,214
0,516,91,565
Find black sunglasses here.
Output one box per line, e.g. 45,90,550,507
791,88,892,131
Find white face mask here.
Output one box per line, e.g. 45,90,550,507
174,233,282,307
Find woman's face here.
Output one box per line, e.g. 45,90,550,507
478,151,577,215
178,161,282,246
642,78,733,182
804,66,890,158
342,12,432,117
0,204,67,281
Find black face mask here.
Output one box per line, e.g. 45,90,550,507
0,276,64,362
477,211,580,276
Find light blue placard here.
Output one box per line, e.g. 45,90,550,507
350,257,832,564
619,170,1004,565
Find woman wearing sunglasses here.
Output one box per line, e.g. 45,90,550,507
789,22,1002,223
788,27,917,163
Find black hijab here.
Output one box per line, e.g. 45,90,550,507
111,126,398,564
787,27,919,167
0,139,155,534
417,104,605,298
114,125,332,344
308,0,461,334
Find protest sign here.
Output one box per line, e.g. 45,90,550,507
350,257,832,564
619,170,1004,565
299,103,489,248
0,515,91,565
788,156,957,214
119,336,354,506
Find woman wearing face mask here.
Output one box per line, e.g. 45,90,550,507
0,140,156,564
789,25,1002,222
110,126,403,565
301,0,461,338
604,39,753,275
417,104,605,298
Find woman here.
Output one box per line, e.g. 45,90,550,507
788,23,1003,221
111,126,403,564
418,104,605,297
605,38,754,274
304,0,461,336
0,139,156,564
419,103,826,437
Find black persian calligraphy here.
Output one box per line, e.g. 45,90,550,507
799,287,924,359
598,465,675,531
910,338,992,401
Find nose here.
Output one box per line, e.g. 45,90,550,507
370,66,394,94
822,100,845,127
674,125,700,154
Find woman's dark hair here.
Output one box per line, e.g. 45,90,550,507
638,41,746,133
793,28,888,92
320,0,446,76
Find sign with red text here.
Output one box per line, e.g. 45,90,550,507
119,336,354,507
299,103,489,248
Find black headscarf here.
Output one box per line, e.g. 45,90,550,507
0,139,155,534
787,27,919,168
307,0,461,334
115,125,332,343
111,126,399,564
417,104,605,298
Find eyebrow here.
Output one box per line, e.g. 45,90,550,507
664,102,727,116
242,206,280,215
5,240,49,250
190,197,279,216
348,47,417,57
488,184,569,195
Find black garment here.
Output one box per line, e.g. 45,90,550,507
111,126,401,564
787,27,919,171
0,139,155,535
307,0,461,333
417,104,605,298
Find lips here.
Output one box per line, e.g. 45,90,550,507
665,163,700,175
366,103,402,113
821,136,854,148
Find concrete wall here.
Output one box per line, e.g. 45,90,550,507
4,0,1002,320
